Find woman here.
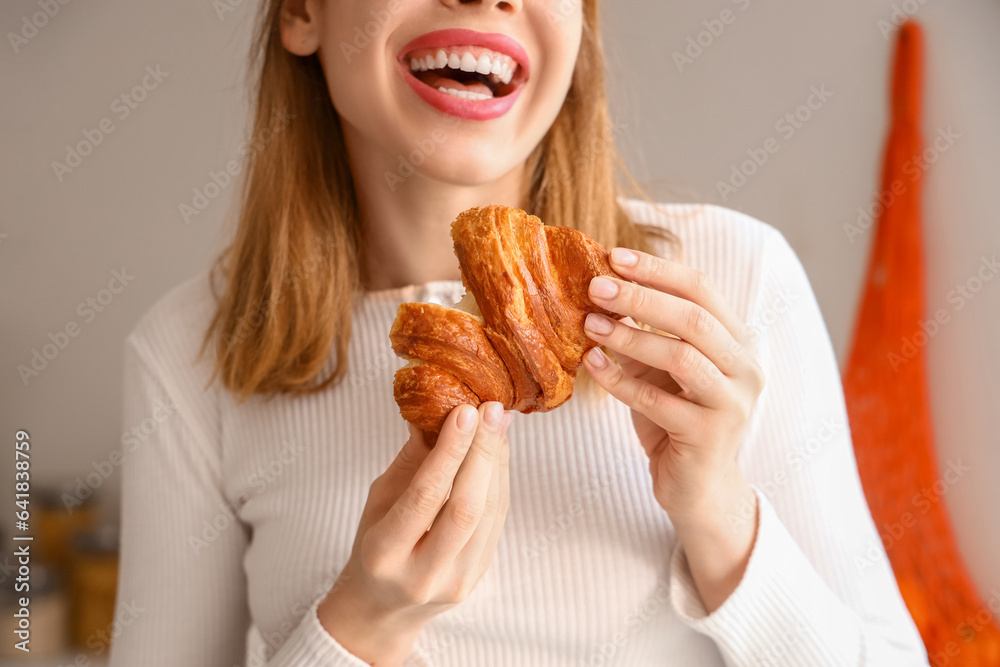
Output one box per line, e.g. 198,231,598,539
109,0,929,665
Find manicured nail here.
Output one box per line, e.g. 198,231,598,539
590,276,619,300
457,404,478,433
586,347,608,368
611,247,638,267
584,313,614,335
483,402,503,429
501,412,513,435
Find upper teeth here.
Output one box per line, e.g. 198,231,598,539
409,48,516,85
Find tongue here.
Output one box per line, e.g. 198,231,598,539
419,71,493,97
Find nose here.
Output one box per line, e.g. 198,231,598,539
443,0,520,12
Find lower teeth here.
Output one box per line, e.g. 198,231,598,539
437,86,493,101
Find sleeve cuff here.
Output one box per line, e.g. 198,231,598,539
668,486,862,665
265,596,374,666
265,596,436,667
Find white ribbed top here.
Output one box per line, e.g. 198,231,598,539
108,200,929,667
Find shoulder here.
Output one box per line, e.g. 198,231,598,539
618,198,799,322
124,270,221,409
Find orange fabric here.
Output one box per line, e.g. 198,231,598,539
843,21,1000,666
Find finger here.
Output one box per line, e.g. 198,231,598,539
589,274,747,377
608,247,746,340
582,345,705,437
374,403,480,550
457,427,505,567
584,313,726,405
362,424,432,525
418,402,506,562
463,423,510,571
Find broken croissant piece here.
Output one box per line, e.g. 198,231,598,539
389,204,625,443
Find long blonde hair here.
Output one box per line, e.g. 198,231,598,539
203,0,678,401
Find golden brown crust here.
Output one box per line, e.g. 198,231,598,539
391,204,625,439
390,302,514,405
393,364,481,436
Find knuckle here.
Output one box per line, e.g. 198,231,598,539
447,575,478,604
633,381,660,410
751,362,766,394
692,269,714,300
482,493,502,518
629,284,651,313
616,321,639,349
605,362,625,388
359,536,391,580
448,496,483,531
395,443,420,470
368,473,387,497
647,255,669,283
398,578,435,607
686,305,714,338
408,482,445,516
673,344,700,375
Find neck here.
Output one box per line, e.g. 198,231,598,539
343,123,530,292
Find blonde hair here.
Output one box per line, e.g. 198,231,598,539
202,0,679,401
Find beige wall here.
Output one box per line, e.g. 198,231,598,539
2,0,997,603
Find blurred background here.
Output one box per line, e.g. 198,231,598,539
1,0,997,664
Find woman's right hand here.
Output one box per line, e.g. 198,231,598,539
317,401,512,666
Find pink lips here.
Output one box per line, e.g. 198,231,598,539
397,28,530,121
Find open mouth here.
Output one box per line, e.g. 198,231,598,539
404,45,527,101
397,30,530,120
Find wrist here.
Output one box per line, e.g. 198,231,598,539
317,574,427,665
668,465,756,535
669,470,759,614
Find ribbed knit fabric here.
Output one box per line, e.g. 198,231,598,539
108,200,929,667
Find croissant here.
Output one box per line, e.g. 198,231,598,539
389,204,624,444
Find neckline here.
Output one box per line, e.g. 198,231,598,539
357,278,465,302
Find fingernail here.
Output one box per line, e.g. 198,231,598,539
484,402,503,429
590,276,619,300
584,312,614,335
456,404,478,433
501,412,513,435
586,347,608,368
611,247,638,267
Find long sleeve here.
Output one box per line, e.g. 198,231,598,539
665,228,930,666
109,335,374,667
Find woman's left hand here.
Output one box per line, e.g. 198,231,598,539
582,246,764,545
